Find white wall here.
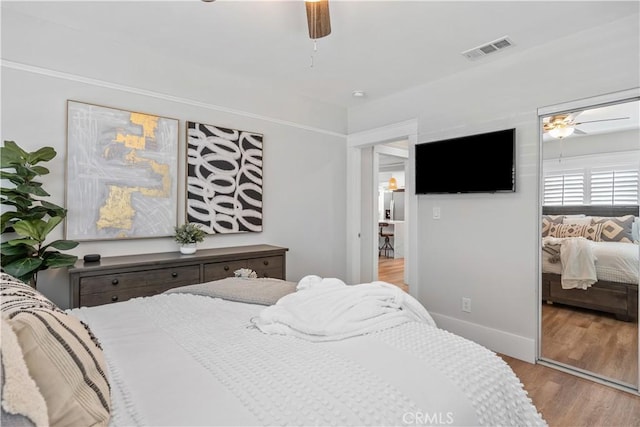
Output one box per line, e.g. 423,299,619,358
348,15,640,361
1,10,348,309
543,128,640,160
1,6,346,135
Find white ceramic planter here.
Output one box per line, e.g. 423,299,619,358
179,243,197,254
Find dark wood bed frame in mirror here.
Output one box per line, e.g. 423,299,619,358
541,205,639,321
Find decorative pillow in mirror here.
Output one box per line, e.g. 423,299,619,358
541,215,564,237
591,215,635,243
548,223,604,241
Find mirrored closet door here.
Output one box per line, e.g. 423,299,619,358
539,91,640,391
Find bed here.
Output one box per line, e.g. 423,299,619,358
541,205,639,321
0,272,546,427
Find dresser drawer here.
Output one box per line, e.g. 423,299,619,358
248,256,284,279
79,265,200,295
203,260,248,282
79,282,178,307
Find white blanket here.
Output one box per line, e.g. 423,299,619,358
252,275,436,341
542,240,639,285
69,294,546,426
543,236,597,289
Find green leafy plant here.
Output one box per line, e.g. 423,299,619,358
1,140,79,287
173,222,207,245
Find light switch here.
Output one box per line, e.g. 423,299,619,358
433,207,441,219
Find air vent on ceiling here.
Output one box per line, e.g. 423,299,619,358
461,36,515,61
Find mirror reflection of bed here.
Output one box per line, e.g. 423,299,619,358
539,96,640,389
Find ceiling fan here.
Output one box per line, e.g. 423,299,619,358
543,112,630,139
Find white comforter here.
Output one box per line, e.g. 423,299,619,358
542,239,639,285
253,275,436,341
70,291,546,427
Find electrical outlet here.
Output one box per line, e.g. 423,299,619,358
462,297,471,313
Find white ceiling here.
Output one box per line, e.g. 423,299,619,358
2,0,638,109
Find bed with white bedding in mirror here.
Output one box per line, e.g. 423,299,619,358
0,273,546,427
541,205,639,321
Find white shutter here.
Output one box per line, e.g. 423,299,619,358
591,169,639,205
543,173,584,206
543,175,563,206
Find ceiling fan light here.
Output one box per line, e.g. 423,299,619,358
549,126,575,139
305,0,331,39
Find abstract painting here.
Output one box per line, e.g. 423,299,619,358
186,121,263,234
66,100,179,240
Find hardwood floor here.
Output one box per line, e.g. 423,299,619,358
541,302,638,386
378,256,407,292
377,257,640,425
502,355,640,427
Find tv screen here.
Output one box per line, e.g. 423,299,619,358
415,128,516,194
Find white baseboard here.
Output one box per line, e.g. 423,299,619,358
429,312,536,363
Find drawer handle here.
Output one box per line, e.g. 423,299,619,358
263,260,269,266
224,266,229,271
111,279,119,286
171,272,178,278
111,295,119,302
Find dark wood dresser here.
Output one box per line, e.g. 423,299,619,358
68,244,288,308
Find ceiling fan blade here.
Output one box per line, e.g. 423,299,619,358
566,111,583,121
574,117,630,125
573,128,588,135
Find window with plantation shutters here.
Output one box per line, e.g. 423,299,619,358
590,169,639,205
543,173,584,206
543,151,639,207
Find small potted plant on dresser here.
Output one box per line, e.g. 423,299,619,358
173,222,207,254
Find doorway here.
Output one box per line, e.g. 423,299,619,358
346,119,418,297
377,144,408,291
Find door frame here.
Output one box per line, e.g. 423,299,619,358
346,119,418,296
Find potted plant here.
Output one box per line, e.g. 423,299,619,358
173,222,207,254
1,140,79,288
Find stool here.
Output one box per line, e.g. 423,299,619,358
378,222,394,258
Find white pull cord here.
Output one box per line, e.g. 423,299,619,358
310,39,318,68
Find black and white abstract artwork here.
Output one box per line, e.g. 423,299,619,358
186,121,263,234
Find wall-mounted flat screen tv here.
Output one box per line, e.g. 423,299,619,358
415,128,516,194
